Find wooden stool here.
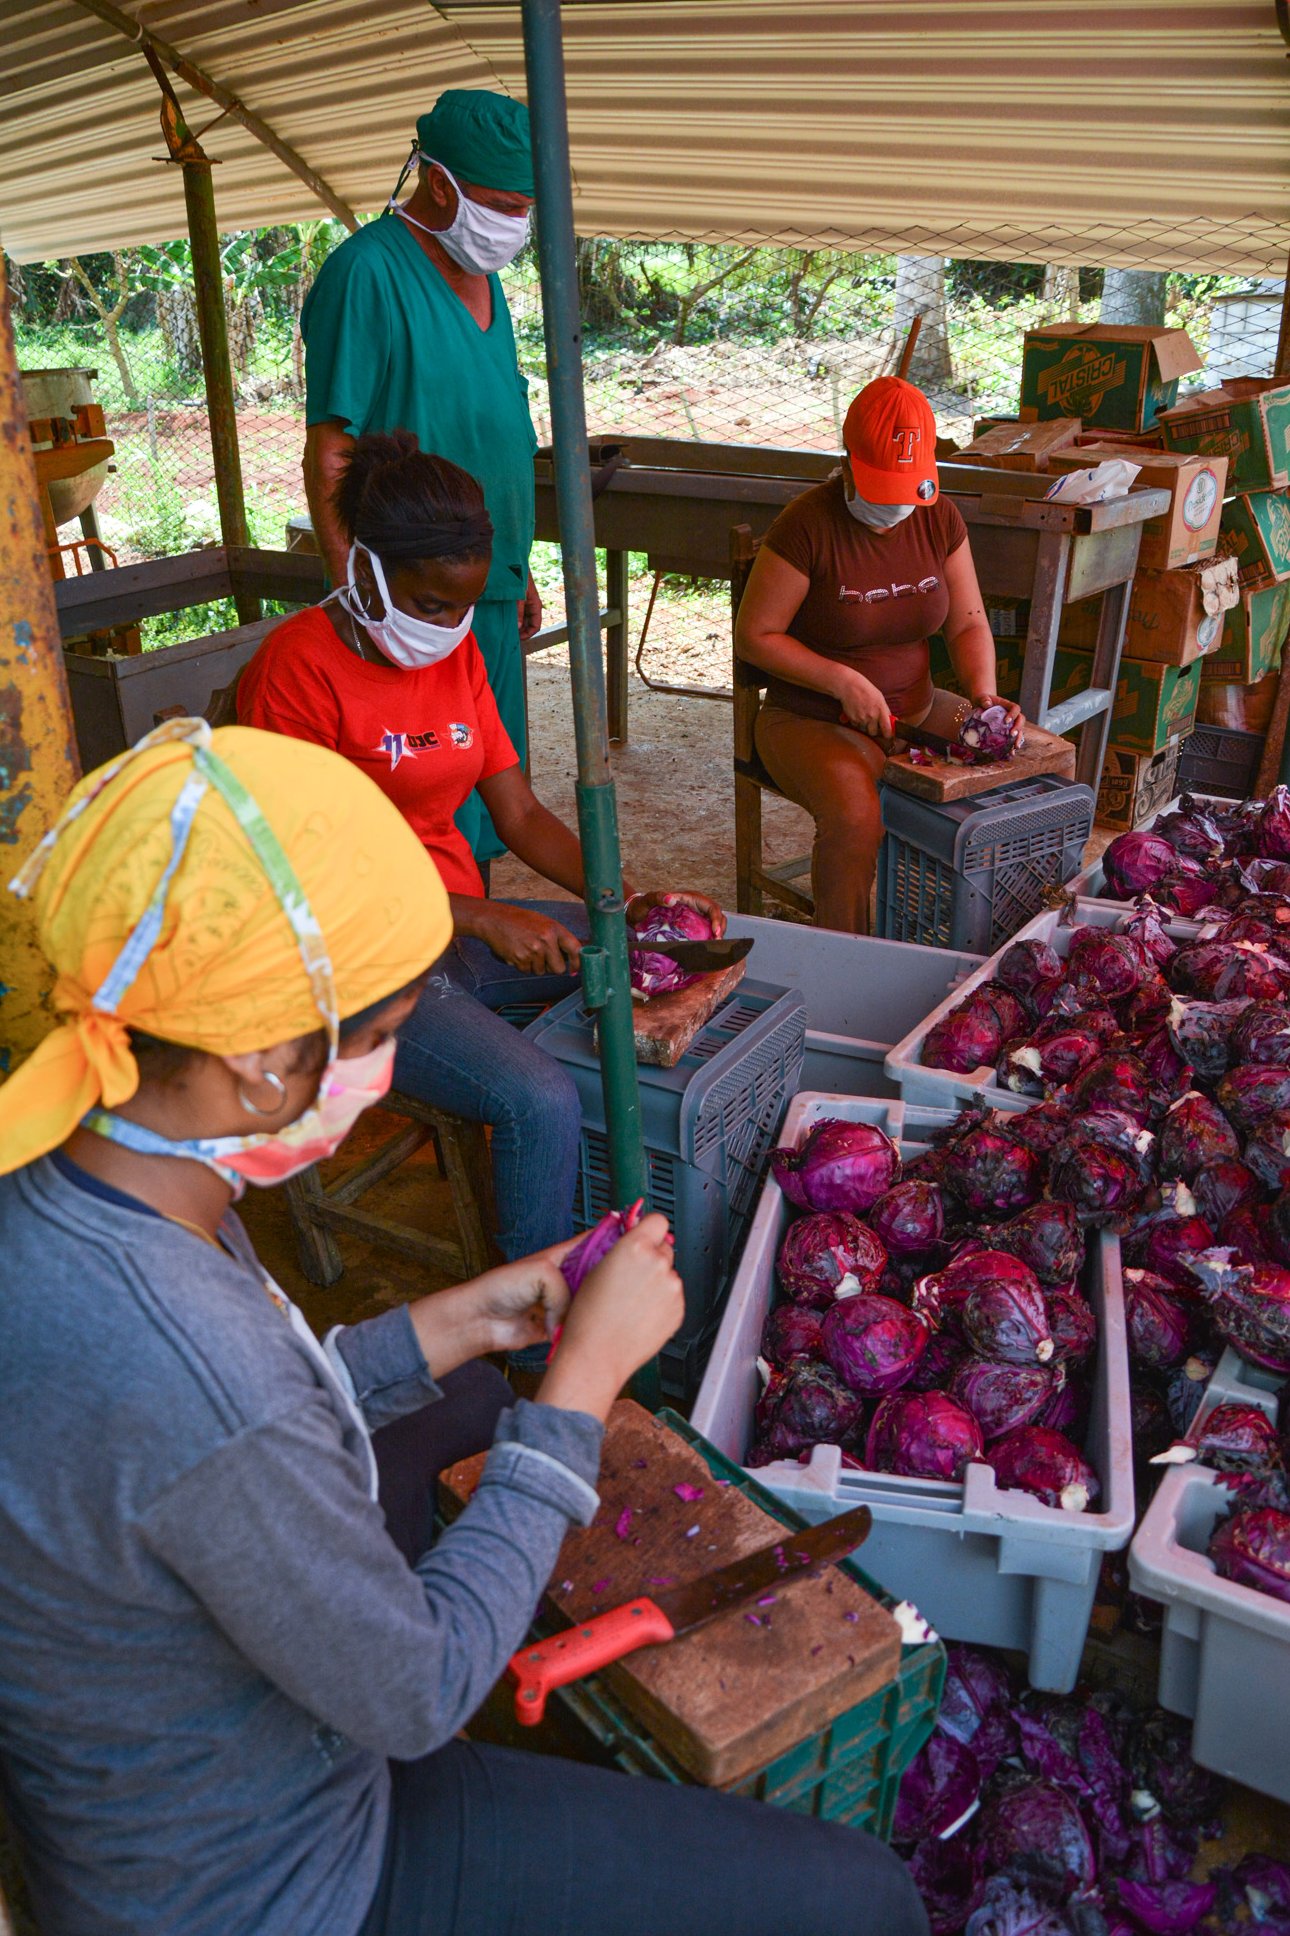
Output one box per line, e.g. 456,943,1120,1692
730,524,814,918
285,1093,498,1288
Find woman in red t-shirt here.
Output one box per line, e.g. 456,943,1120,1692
240,432,720,1290
735,377,1023,934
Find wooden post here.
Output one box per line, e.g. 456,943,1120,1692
0,252,82,1078
1256,252,1290,792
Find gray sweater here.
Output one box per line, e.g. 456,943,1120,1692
0,1158,603,1936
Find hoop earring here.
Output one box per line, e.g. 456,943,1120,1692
238,1070,288,1117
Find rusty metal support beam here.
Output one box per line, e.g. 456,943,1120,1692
0,254,82,1079
68,0,357,231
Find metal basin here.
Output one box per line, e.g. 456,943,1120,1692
20,366,110,525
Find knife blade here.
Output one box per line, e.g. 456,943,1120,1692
629,935,754,972
507,1504,873,1724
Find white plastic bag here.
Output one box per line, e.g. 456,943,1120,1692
1042,459,1141,505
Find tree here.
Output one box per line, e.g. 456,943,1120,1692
894,255,952,386
60,254,139,403
1100,268,1168,326
1042,265,1081,320
785,250,848,338
669,247,757,346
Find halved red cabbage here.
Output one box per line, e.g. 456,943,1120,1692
759,1302,824,1369
984,1201,1084,1287
1103,830,1178,898
561,1200,644,1297
1209,1503,1290,1603
628,903,714,996
1187,1250,1290,1373
925,998,1010,1074
962,1276,1055,1365
749,1360,864,1463
776,1210,887,1309
954,702,1023,765
893,1731,983,1843
868,1179,946,1256
1123,1269,1196,1370
1158,1092,1240,1179
951,1356,1062,1440
1217,1063,1290,1132
1043,1284,1098,1365
942,1127,1044,1216
865,1388,985,1480
821,1293,932,1394
1192,1159,1262,1229
997,937,1065,1013
977,1778,1096,1898
770,1117,900,1214
989,1425,1101,1511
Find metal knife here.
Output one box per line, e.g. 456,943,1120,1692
628,935,754,972
508,1503,873,1724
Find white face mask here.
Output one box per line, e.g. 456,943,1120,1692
340,543,474,671
393,156,530,274
844,490,917,530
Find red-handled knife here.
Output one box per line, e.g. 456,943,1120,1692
507,1504,873,1725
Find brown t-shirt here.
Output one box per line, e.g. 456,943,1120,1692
761,479,968,722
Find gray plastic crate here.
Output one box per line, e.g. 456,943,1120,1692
691,1093,1136,1691
885,901,1199,1109
1204,1343,1286,1414
722,915,982,1097
1177,726,1262,802
525,978,805,1402
876,775,1095,953
1128,1459,1290,1804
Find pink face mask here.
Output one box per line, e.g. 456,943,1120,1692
82,1038,397,1194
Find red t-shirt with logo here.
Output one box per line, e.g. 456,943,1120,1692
237,606,518,897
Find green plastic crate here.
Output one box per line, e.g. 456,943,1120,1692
538,1411,945,1839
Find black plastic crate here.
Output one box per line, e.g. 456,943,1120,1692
1177,725,1262,801
876,775,1095,953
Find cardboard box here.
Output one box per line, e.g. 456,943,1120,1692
1074,426,1165,451
1158,377,1290,494
1051,644,1202,754
1049,444,1226,569
1095,742,1182,831
1204,578,1290,684
1058,556,1238,667
1218,490,1290,594
1019,324,1201,431
958,419,1084,470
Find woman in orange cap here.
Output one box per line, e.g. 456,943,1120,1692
0,722,927,1936
736,375,1022,932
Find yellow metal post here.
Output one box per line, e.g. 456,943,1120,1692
0,253,81,1077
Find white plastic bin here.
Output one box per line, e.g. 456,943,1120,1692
723,915,982,1097
691,1093,1137,1692
1128,1459,1290,1803
883,902,1197,1109
1204,1343,1286,1414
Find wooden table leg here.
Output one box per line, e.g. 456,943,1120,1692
605,547,629,745
1019,528,1071,728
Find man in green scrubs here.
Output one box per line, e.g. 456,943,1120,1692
302,89,540,869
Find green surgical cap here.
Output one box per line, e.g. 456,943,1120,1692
416,90,534,196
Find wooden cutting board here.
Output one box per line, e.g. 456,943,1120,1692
594,959,747,1068
440,1400,900,1788
882,719,1076,801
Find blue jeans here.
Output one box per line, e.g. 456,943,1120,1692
393,901,588,1266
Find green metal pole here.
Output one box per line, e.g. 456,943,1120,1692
521,0,658,1407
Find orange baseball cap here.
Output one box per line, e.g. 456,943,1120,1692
843,376,939,506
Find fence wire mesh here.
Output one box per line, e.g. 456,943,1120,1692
9,226,1288,668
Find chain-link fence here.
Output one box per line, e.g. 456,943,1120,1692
9,231,1286,665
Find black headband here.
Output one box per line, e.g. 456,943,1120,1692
357,513,494,562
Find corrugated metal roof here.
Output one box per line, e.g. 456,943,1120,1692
1,0,1287,269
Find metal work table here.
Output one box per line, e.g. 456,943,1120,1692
534,438,1168,788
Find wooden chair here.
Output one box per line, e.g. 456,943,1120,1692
730,524,814,917
285,1092,499,1289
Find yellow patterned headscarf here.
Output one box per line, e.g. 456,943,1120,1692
0,719,451,1176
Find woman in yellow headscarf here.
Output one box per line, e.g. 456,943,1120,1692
0,721,925,1936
